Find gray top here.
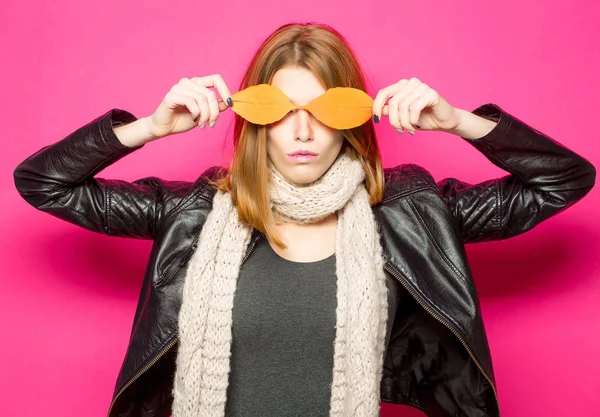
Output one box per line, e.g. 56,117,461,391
225,234,337,417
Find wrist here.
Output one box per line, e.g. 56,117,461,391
440,108,468,135
443,108,498,140
141,116,165,142
114,117,157,148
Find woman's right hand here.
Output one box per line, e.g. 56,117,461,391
146,74,233,139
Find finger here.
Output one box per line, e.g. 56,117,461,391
193,97,228,125
407,93,433,129
398,84,427,133
388,96,402,132
165,91,201,122
199,89,229,127
181,80,221,127
173,84,210,127
210,74,233,108
388,78,421,113
398,100,413,133
381,104,390,117
190,74,233,108
217,99,229,112
195,94,211,127
188,94,210,127
398,83,427,131
199,87,220,127
372,79,407,121
186,80,229,127
388,79,420,132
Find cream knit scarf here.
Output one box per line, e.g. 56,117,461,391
172,152,389,417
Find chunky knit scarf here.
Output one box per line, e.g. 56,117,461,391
172,152,389,417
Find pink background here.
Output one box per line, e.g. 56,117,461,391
2,1,599,416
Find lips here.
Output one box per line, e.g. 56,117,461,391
289,151,318,156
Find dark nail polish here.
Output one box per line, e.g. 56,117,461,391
373,114,379,123
227,97,233,107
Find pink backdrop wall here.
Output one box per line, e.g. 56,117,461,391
2,1,599,416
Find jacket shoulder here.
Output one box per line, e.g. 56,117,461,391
194,165,229,200
382,163,437,201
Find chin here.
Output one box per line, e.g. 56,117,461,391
279,164,327,185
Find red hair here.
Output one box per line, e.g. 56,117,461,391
210,22,384,249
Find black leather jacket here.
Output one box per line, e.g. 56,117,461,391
13,103,595,417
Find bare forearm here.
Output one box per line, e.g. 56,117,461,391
113,117,157,148
443,108,498,140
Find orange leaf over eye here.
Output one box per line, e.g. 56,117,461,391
302,87,374,129
230,84,297,125
229,83,375,129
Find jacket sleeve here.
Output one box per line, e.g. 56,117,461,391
13,108,194,240
436,103,596,244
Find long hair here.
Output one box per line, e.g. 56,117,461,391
209,22,385,249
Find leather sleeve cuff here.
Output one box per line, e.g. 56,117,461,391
98,108,145,153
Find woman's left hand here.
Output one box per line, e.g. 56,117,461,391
372,77,462,134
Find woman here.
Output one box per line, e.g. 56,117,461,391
13,22,595,417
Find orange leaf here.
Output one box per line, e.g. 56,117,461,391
230,84,374,129
302,87,374,129
230,84,296,125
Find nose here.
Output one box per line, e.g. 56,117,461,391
293,108,314,142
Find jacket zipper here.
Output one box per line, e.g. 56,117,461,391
106,237,258,417
156,232,202,287
382,262,501,417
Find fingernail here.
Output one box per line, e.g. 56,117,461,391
408,130,415,135
227,97,233,107
373,114,379,123
396,128,404,134
209,121,216,128
200,122,206,128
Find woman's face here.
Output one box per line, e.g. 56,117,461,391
266,66,344,185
